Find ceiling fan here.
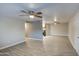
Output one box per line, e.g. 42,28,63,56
53,21,60,24
53,17,60,24
19,10,42,18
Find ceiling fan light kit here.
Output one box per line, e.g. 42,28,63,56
29,15,34,18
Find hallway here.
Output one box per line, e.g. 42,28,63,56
0,36,78,56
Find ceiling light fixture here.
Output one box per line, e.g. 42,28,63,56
53,16,57,25
29,15,34,18
53,16,60,24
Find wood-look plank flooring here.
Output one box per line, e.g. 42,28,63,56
0,36,78,56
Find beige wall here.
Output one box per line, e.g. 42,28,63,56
46,24,51,36
46,23,68,36
25,22,33,36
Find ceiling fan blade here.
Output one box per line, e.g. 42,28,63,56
36,12,42,14
35,15,42,18
21,10,28,13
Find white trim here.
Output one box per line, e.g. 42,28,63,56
0,40,25,50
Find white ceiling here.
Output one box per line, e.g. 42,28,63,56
0,3,79,23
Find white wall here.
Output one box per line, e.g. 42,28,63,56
68,18,75,48
46,23,68,36
0,18,25,49
25,21,43,40
69,11,79,55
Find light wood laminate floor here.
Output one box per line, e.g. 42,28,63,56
0,36,78,56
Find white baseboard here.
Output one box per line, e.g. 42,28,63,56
0,40,25,50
